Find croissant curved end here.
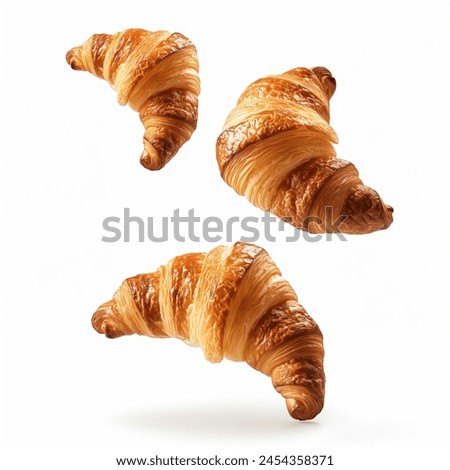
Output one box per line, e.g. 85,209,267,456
311,66,336,99
66,47,83,71
92,300,125,339
339,184,394,234
285,394,324,421
140,146,164,171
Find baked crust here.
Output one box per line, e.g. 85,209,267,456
66,29,200,170
216,67,393,234
92,242,325,421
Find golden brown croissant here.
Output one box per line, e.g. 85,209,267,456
92,242,325,420
66,28,200,170
216,67,393,234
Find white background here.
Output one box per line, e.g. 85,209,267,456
1,0,449,469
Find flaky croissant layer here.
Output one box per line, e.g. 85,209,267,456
92,242,325,421
66,28,200,170
216,66,393,234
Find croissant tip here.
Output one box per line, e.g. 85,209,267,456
92,301,121,337
91,308,106,334
140,149,164,171
374,202,394,232
311,66,336,98
285,396,323,421
336,183,394,234
383,205,394,228
66,48,82,70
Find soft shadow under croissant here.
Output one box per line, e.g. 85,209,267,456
92,242,325,421
216,66,393,234
66,28,200,170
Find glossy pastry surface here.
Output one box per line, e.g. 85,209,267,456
92,242,325,421
67,28,200,170
216,67,393,234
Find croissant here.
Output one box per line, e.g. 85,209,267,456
92,242,325,421
66,28,200,170
216,67,393,234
